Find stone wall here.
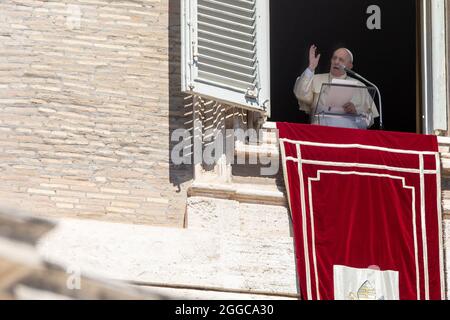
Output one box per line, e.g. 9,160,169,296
0,0,191,226
38,197,298,299
438,137,450,297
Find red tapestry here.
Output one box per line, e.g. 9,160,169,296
277,123,444,300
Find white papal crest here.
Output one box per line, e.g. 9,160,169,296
334,265,399,300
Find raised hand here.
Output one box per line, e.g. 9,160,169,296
308,45,321,71
343,102,357,114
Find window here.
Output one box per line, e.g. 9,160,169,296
182,0,435,134
181,0,271,116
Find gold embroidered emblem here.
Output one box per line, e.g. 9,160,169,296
347,280,384,300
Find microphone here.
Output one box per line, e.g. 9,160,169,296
338,64,383,130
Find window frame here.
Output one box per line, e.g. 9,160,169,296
181,0,271,116
420,0,449,134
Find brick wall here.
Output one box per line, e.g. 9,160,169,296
0,0,192,226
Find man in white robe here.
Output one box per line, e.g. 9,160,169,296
293,45,379,129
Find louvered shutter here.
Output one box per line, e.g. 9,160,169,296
181,0,271,115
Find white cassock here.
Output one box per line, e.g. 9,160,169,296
293,68,380,129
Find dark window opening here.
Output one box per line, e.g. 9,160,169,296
269,0,418,133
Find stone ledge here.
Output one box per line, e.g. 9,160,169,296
234,141,279,159
262,121,277,130
187,182,287,206
128,281,299,300
38,217,298,296
438,136,450,145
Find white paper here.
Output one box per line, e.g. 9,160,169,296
331,78,359,86
333,265,400,300
321,79,358,114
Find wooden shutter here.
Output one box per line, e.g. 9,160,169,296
182,0,271,115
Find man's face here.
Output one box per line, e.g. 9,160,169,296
330,48,353,77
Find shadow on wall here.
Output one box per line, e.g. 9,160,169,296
168,0,194,192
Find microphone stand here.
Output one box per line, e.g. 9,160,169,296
343,68,383,130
